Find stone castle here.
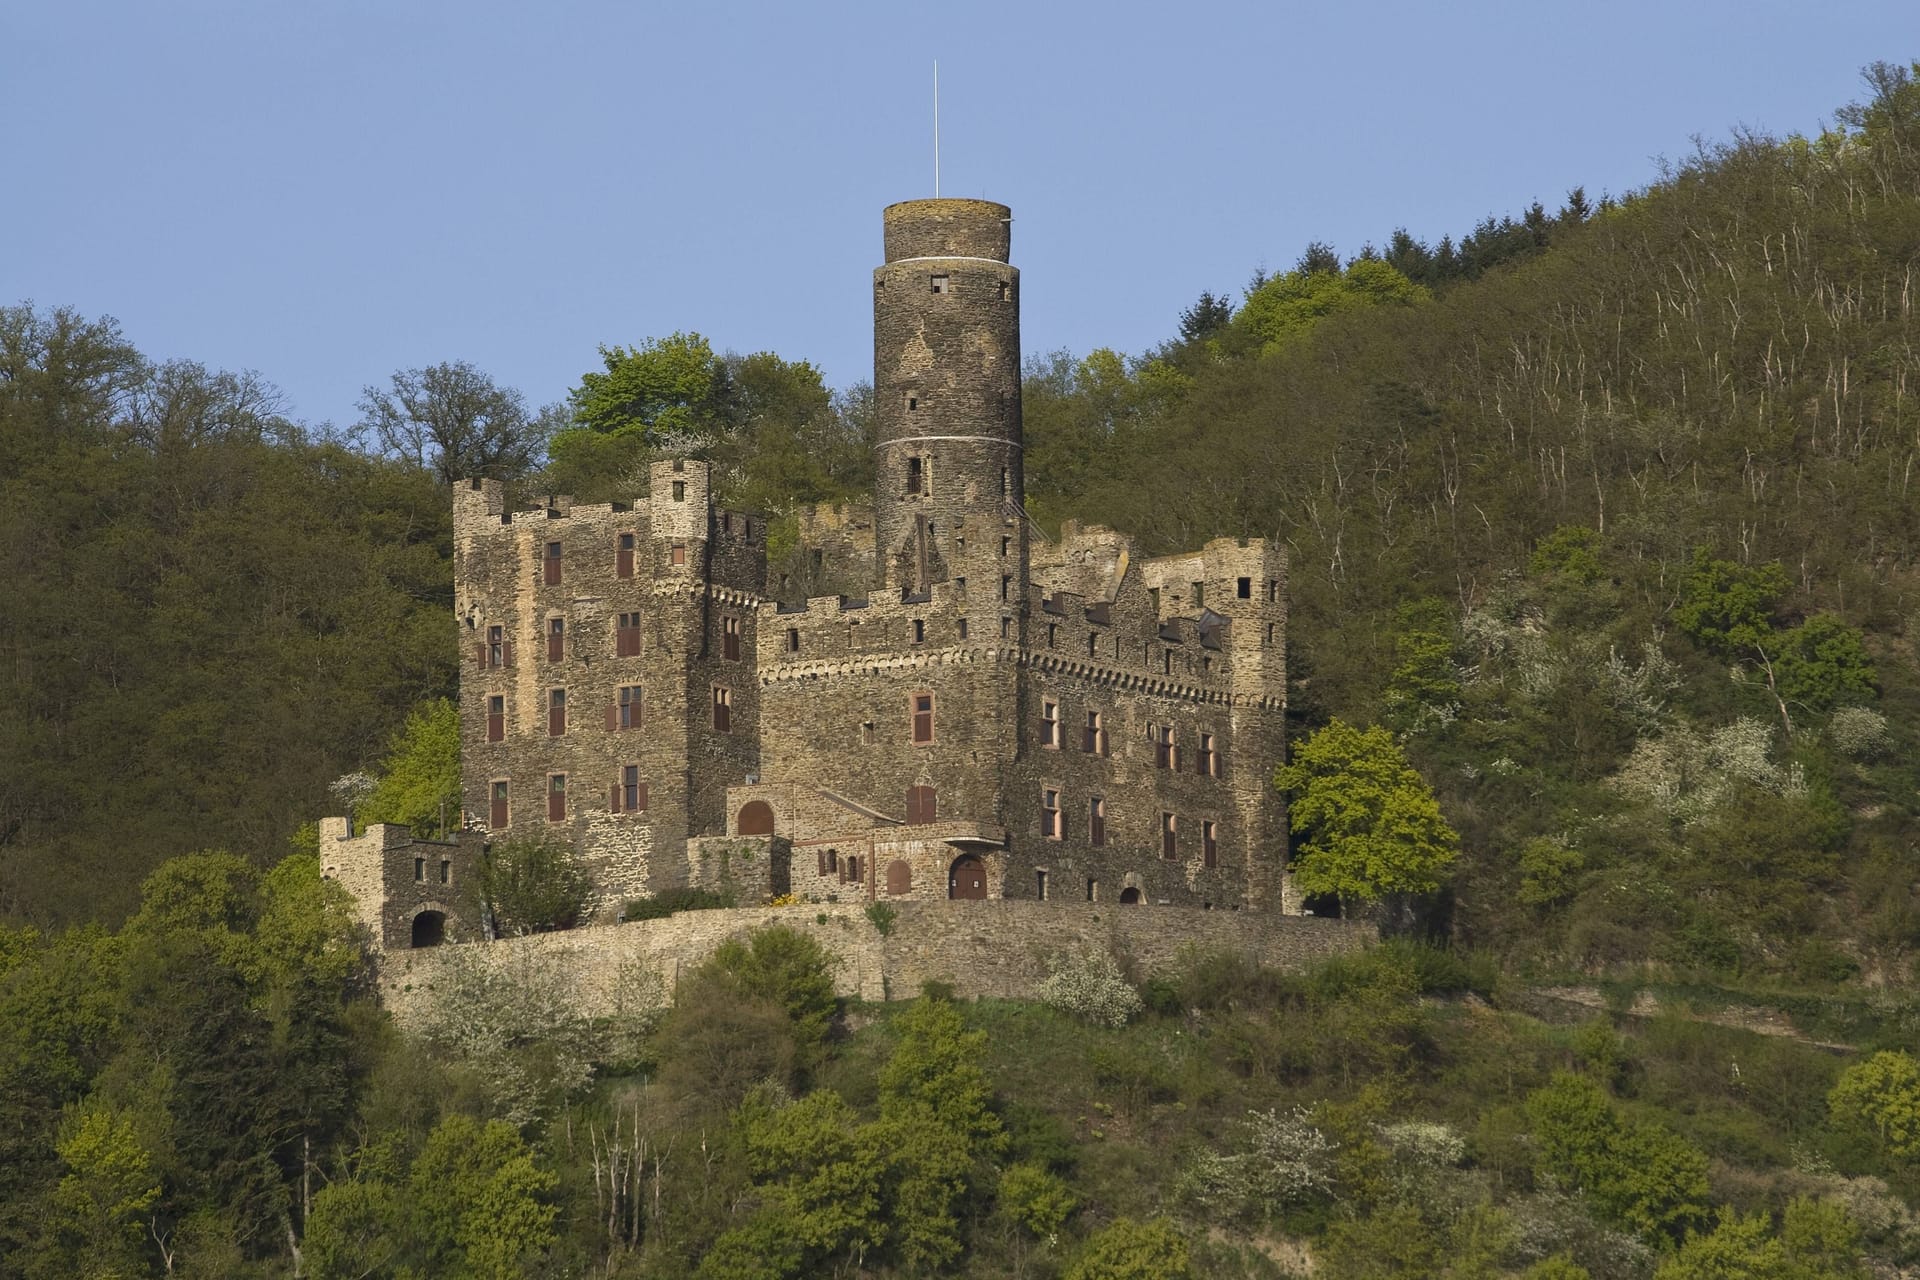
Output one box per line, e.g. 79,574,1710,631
323,198,1304,958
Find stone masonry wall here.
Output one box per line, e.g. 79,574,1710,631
377,901,1371,1026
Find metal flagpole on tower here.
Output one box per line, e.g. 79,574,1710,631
933,61,940,197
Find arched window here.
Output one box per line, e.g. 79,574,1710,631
737,800,776,836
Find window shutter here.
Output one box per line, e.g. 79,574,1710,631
473,642,487,667
502,641,515,667
605,703,619,731
610,781,621,813
636,783,648,811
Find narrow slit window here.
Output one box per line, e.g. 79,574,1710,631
906,456,922,495
911,692,934,745
548,688,566,736
548,773,567,823
617,531,636,577
722,615,741,661
1162,811,1177,859
671,480,686,502
1203,820,1219,868
486,694,504,742
1089,796,1106,848
1040,699,1059,748
547,616,565,662
1041,789,1060,839
490,779,509,828
544,541,562,586
712,687,732,733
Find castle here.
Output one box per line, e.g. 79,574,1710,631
322,198,1298,954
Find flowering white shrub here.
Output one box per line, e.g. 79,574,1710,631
1612,716,1803,823
1827,706,1891,760
1605,640,1681,731
1181,1107,1336,1220
1380,1120,1467,1169
1036,949,1142,1028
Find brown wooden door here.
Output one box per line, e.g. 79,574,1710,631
948,855,986,900
737,801,775,836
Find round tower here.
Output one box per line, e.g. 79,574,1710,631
872,198,1023,592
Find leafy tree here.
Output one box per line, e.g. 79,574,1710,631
999,1161,1077,1237
1275,720,1460,908
737,1089,886,1269
1829,1051,1920,1164
1531,525,1605,583
360,697,461,837
1771,614,1875,712
653,971,801,1113
1065,1217,1192,1280
357,360,549,484
1652,1200,1864,1280
569,331,728,444
1524,1073,1709,1240
1383,598,1462,730
1228,258,1428,352
475,839,590,936
43,1099,161,1278
1675,552,1787,654
706,926,839,1065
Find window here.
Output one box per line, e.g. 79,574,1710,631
1000,616,1012,640
617,532,636,578
617,684,642,729
487,694,504,742
1238,576,1252,599
1192,580,1205,608
785,626,800,653
613,764,646,813
487,624,506,668
911,692,934,744
848,620,860,650
1086,877,1098,901
906,456,923,495
1000,535,1011,557
616,612,642,658
1267,579,1279,602
1083,710,1108,756
712,687,732,733
999,279,1010,301
1036,869,1049,899
861,721,876,745
1199,733,1218,777
906,394,918,411
1000,468,1009,498
1041,789,1061,839
1000,575,1012,602
1046,623,1058,648
913,618,926,644
1162,811,1178,859
548,688,566,736
671,480,686,502
1040,699,1059,748
439,859,451,885
1153,724,1173,770
1163,649,1173,675
1089,796,1106,847
548,774,567,822
906,785,937,824
544,541,562,586
931,273,950,293
1087,632,1097,656
490,780,509,828
722,615,741,661
1265,623,1276,647
670,542,686,566
818,847,839,875
957,617,969,640
413,857,425,883
1203,820,1218,868
547,616,565,662
721,513,732,535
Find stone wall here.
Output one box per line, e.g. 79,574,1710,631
376,900,1371,1025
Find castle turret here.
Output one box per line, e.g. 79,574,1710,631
872,199,1024,598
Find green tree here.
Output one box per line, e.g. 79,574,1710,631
44,1099,161,1279
706,926,839,1066
475,839,590,936
1524,1073,1709,1240
1382,598,1461,731
1275,720,1460,908
1675,552,1787,654
360,697,461,838
406,1115,559,1279
999,1161,1077,1237
1771,614,1876,712
1828,1050,1920,1164
1530,525,1605,583
569,331,728,443
1228,258,1428,352
1652,1200,1864,1280
1066,1217,1192,1280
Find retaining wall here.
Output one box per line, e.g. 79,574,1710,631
376,900,1372,1025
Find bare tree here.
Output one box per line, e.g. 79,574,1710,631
357,360,547,483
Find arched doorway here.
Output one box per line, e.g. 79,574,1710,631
737,800,775,836
948,855,987,900
905,785,936,825
886,860,912,896
1118,887,1142,906
411,910,447,947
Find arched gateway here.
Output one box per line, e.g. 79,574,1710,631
948,855,987,900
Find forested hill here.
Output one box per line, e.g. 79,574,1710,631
3,63,1919,976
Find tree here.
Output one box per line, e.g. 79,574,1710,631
1524,1073,1709,1241
569,332,728,444
1829,1051,1920,1164
1772,614,1875,712
1228,258,1428,352
357,361,546,484
1275,720,1460,908
1382,598,1461,731
1066,1217,1192,1280
706,926,839,1067
475,839,590,936
1652,1200,1864,1280
1177,291,1234,344
360,698,461,837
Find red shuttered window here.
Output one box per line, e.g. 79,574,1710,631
1089,797,1106,847
490,780,509,829
544,540,562,586
548,688,566,737
616,532,635,578
911,692,934,745
487,695,504,743
547,774,566,822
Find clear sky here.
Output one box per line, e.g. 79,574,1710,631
5,2,1913,431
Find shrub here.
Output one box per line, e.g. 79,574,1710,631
477,839,591,936
705,926,839,1065
620,886,734,921
1037,950,1143,1028
864,902,897,936
1065,1216,1191,1280
1000,1161,1077,1238
1829,1051,1920,1164
1180,1107,1336,1221
1827,706,1892,759
1524,1073,1709,1241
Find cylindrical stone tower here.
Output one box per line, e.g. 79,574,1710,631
872,198,1023,592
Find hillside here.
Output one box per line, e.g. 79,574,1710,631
0,59,1917,1280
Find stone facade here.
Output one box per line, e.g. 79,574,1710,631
322,197,1298,966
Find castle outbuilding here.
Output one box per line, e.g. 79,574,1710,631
325,198,1295,948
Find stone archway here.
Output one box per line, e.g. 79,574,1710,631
948,855,987,900
411,909,447,947
1118,887,1142,906
737,800,776,836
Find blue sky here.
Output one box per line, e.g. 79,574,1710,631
4,2,1913,430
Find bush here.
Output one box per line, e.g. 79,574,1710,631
477,839,591,936
1524,1073,1709,1241
1829,1051,1920,1164
1065,1216,1191,1280
621,887,734,921
1827,706,1892,759
705,926,839,1065
1180,1107,1336,1221
1037,950,1143,1028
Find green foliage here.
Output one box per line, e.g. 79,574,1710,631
571,331,726,443
1384,598,1462,730
1276,719,1460,905
864,901,897,936
45,1099,161,1278
359,697,461,837
356,360,549,484
1065,1216,1193,1280
1652,1200,1865,1280
475,839,590,936
706,925,839,1064
1676,552,1788,655
1524,1072,1710,1240
1228,258,1429,353
620,886,735,921
1000,1161,1078,1237
1829,1051,1920,1164
1772,614,1876,712
1531,525,1605,583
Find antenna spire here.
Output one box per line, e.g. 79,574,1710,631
933,61,940,197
